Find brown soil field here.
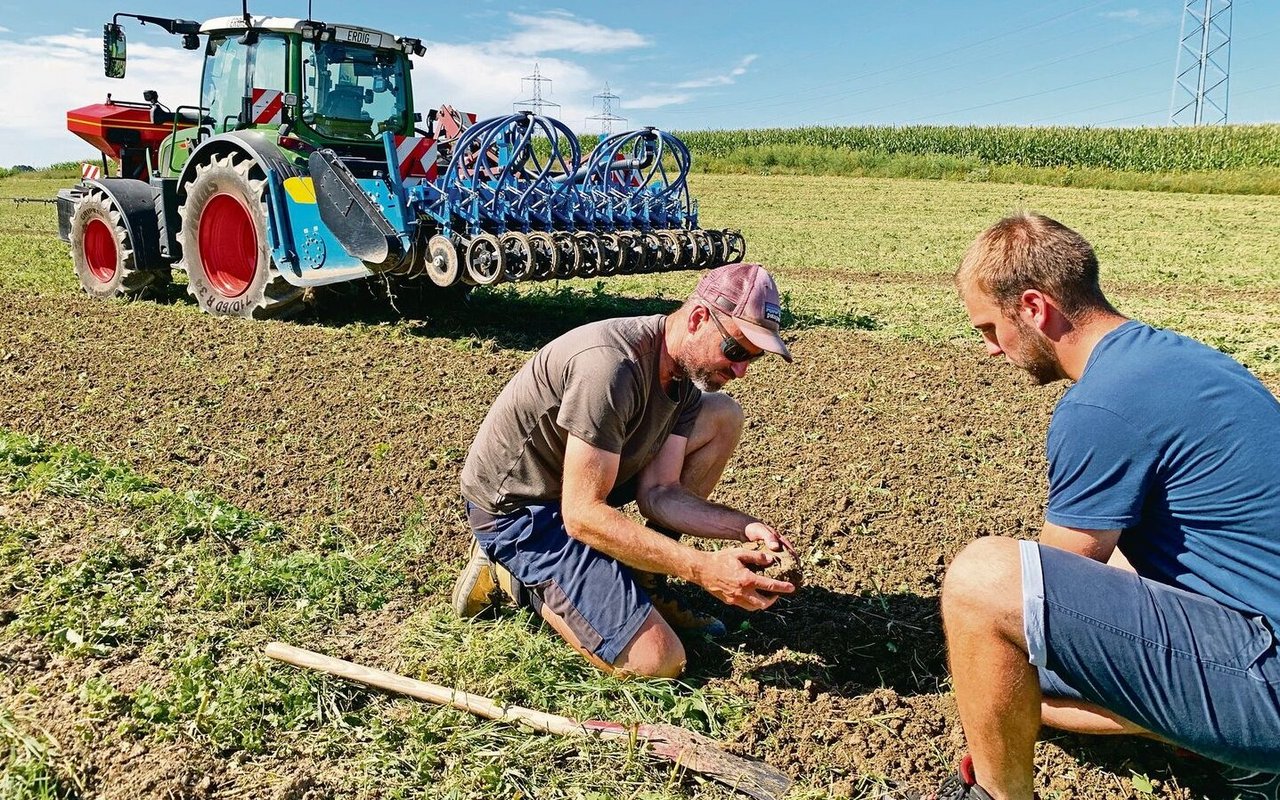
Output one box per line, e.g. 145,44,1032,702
3,285,1275,799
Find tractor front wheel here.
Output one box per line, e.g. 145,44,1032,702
70,189,168,299
177,153,304,319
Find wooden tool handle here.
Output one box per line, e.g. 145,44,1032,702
264,642,596,738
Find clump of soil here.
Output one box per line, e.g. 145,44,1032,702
747,541,804,589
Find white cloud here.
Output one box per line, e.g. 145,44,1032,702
499,12,649,55
0,26,11,34
0,12,653,166
1101,8,1169,26
0,31,199,166
622,93,691,110
413,43,597,130
674,55,757,90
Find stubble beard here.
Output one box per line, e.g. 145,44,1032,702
1015,323,1067,386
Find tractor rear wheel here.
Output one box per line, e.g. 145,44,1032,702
177,153,305,319
70,189,168,299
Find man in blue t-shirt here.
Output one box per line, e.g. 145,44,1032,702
916,213,1280,800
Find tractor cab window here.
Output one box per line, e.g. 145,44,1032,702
301,41,408,142
202,35,249,132
201,33,289,133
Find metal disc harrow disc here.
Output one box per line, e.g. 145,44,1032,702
597,233,624,276
551,231,580,279
703,229,724,268
641,232,668,273
691,229,715,269
525,231,559,280
425,234,461,287
465,233,506,285
657,230,684,271
616,231,643,274
674,230,698,271
721,229,746,264
500,231,536,281
572,231,600,278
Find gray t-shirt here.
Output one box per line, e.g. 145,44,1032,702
461,315,703,515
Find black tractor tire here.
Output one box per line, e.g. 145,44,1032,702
176,152,305,319
69,189,169,299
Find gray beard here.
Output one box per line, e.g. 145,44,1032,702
676,356,725,393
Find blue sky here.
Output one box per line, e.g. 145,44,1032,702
3,0,1278,166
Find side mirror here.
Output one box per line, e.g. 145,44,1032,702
103,23,127,79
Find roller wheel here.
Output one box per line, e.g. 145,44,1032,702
551,232,580,279
526,231,559,280
177,152,305,318
500,231,536,281
464,233,506,285
572,231,600,278
598,233,624,276
657,230,683,271
641,232,669,272
70,189,169,299
691,229,715,268
616,231,643,274
425,234,461,287
674,230,698,270
721,229,747,264
704,229,725,267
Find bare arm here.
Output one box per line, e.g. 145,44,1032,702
634,434,794,552
1039,521,1122,563
561,434,793,609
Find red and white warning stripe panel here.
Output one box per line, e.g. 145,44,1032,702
250,88,284,125
81,162,101,180
393,135,439,186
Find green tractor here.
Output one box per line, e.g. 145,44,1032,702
60,7,744,320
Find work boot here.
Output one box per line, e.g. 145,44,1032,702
451,538,522,618
634,570,728,638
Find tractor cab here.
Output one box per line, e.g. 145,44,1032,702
70,13,423,179
196,17,417,165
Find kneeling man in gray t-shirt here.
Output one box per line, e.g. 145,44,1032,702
453,262,796,677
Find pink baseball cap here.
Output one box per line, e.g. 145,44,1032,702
694,262,793,363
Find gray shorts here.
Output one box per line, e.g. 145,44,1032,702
1020,540,1280,769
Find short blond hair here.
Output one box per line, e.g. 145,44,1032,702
955,213,1114,320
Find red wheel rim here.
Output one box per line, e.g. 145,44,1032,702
198,193,257,298
83,217,118,283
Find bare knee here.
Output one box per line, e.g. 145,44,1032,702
613,610,686,678
697,392,744,443
942,536,1024,632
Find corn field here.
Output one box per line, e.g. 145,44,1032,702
669,124,1280,173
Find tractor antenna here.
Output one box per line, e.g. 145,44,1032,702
242,0,251,28
307,1,313,21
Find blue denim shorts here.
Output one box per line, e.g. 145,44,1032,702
1020,540,1280,769
466,500,652,665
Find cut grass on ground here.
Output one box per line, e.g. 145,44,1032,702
0,430,760,800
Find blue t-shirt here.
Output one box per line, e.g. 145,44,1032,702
1046,321,1280,626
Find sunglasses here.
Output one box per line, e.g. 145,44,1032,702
705,307,765,363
